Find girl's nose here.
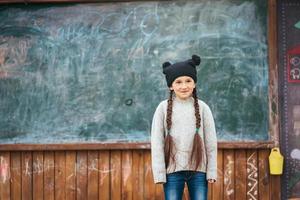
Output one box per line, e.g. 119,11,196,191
181,83,188,88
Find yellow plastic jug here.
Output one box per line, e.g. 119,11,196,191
269,148,284,175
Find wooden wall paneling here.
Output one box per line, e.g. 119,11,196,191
132,150,145,200
88,151,99,200
121,150,133,199
21,152,32,200
44,151,55,200
246,150,258,200
155,183,164,200
76,151,88,200
144,150,155,200
270,174,281,200
65,151,76,200
0,148,283,200
55,151,66,200
223,149,235,200
0,152,10,200
10,152,21,200
234,149,247,200
110,150,121,200
99,150,110,200
33,152,44,200
258,149,270,200
212,150,224,200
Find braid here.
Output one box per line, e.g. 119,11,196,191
164,89,203,170
193,89,201,129
166,90,173,130
190,88,204,170
164,90,175,169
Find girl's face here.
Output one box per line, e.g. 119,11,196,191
170,76,195,100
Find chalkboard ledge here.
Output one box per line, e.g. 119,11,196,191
0,141,275,151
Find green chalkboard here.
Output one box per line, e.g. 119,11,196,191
0,0,268,143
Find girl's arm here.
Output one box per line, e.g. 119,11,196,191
151,102,167,184
203,103,218,182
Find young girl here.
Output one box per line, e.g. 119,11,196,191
151,55,217,200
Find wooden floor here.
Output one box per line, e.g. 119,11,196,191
0,149,280,200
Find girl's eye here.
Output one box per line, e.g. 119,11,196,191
175,81,182,84
186,80,191,83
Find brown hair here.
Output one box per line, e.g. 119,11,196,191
164,89,204,170
164,90,176,169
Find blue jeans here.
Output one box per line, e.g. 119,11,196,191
164,171,207,200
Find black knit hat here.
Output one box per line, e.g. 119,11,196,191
162,55,201,87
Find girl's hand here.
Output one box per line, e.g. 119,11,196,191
207,179,216,183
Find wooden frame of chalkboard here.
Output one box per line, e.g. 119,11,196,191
0,141,275,151
0,0,279,150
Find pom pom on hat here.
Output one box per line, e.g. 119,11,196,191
191,55,201,65
162,55,201,87
162,62,172,74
